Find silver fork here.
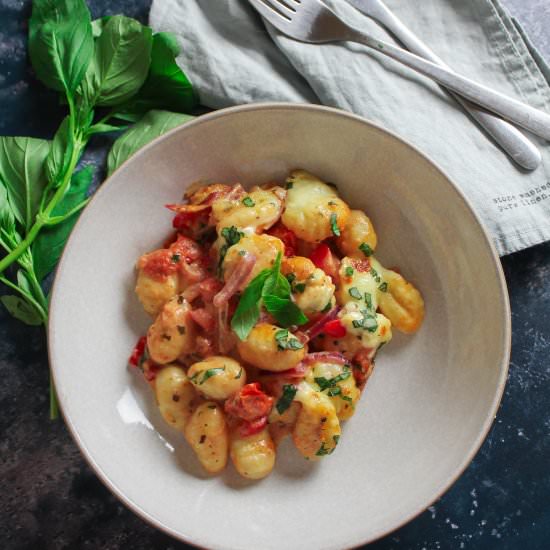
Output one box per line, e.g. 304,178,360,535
347,0,541,171
248,0,550,143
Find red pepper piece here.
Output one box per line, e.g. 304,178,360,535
129,336,147,367
322,319,347,338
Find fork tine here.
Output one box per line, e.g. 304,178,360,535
271,0,298,14
248,0,292,23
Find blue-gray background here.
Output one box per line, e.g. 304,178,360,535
0,1,549,549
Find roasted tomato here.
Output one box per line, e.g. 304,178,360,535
267,222,297,256
224,383,274,422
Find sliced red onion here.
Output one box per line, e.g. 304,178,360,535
217,303,235,354
301,351,347,365
213,253,256,308
303,306,341,341
182,282,202,302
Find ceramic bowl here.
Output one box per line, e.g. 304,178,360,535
49,103,510,549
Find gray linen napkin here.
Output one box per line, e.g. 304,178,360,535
149,0,550,256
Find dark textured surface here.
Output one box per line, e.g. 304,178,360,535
0,1,549,549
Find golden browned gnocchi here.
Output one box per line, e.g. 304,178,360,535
237,323,307,372
293,384,341,460
212,186,285,233
336,209,377,258
154,365,197,430
135,269,179,317
282,170,350,242
147,295,195,364
230,427,276,480
282,256,335,315
222,233,284,286
184,401,229,474
377,268,425,334
129,169,424,480
188,356,246,400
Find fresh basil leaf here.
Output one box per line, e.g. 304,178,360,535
0,181,18,247
0,295,43,326
276,384,297,415
91,16,111,38
262,295,308,328
80,15,153,108
115,31,198,119
16,269,33,295
262,253,290,298
107,110,194,175
230,269,271,340
29,0,93,94
86,122,125,135
32,166,93,281
0,137,50,231
45,117,73,186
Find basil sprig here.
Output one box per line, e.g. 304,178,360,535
0,0,197,418
231,253,308,340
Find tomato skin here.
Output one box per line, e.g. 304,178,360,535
129,336,147,367
322,319,347,338
224,383,274,422
239,416,268,437
267,222,297,256
309,243,340,281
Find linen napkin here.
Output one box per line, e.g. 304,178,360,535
149,0,550,256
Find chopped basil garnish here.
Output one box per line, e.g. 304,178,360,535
235,368,243,379
359,243,373,257
242,196,255,207
348,287,362,300
364,292,373,309
370,267,381,283
314,369,351,393
345,266,354,277
351,309,378,332
286,273,296,284
378,282,388,292
330,213,341,236
218,225,244,277
171,254,180,263
286,180,294,189
333,434,340,444
276,384,297,414
275,329,304,351
199,367,225,384
321,301,333,313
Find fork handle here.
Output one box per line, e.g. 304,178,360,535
351,0,541,170
345,29,550,142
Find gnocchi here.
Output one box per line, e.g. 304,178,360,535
230,427,276,480
282,170,350,242
147,295,195,364
129,169,424,479
188,356,246,400
154,365,196,430
184,401,229,474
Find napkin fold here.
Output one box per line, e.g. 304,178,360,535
150,0,550,256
